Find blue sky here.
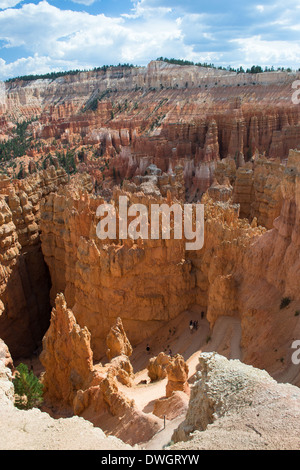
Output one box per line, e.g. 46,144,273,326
0,0,299,80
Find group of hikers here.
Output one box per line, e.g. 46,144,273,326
189,320,198,332
145,311,206,355
189,312,205,333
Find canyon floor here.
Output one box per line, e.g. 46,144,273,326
16,304,299,450
13,307,232,448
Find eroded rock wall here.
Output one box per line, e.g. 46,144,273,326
40,184,196,360
0,167,68,357
190,150,300,380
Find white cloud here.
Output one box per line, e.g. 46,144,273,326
0,54,81,79
71,0,96,6
122,0,172,19
0,0,299,80
0,0,21,9
230,35,300,67
0,2,125,52
0,0,189,79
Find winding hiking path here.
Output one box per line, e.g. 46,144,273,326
118,311,243,449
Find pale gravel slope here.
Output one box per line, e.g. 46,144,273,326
171,353,300,450
0,360,134,450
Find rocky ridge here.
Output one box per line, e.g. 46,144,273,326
171,353,300,450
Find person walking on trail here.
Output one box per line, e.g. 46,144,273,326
189,320,194,333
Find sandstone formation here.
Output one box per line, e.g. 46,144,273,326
107,355,134,387
16,146,295,397
147,352,170,382
187,152,300,380
165,354,189,398
39,292,132,409
0,167,68,357
0,61,300,449
232,165,255,218
37,149,300,388
237,150,300,378
106,317,133,361
2,62,300,201
39,292,163,446
39,293,94,406
208,179,233,203
232,157,284,228
72,365,164,446
39,184,195,360
73,371,134,419
0,349,14,408
171,352,300,450
0,337,13,370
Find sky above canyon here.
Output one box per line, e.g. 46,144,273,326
0,0,299,80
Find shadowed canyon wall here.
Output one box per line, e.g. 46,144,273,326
0,167,68,357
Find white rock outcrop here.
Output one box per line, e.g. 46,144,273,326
171,353,300,450
0,340,133,450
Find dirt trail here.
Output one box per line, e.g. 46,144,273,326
203,316,242,359
143,414,186,450
116,311,244,449
274,362,300,386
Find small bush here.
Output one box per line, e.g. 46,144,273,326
13,363,43,410
280,297,291,309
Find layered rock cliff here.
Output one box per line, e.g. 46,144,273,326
188,150,300,383
0,167,68,357
36,151,300,385
1,60,300,449
39,181,195,360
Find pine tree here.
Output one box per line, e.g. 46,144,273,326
13,363,43,410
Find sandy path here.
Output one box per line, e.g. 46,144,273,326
203,316,242,360
119,378,168,412
143,414,186,450
121,313,243,408
119,310,212,408
116,311,243,450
